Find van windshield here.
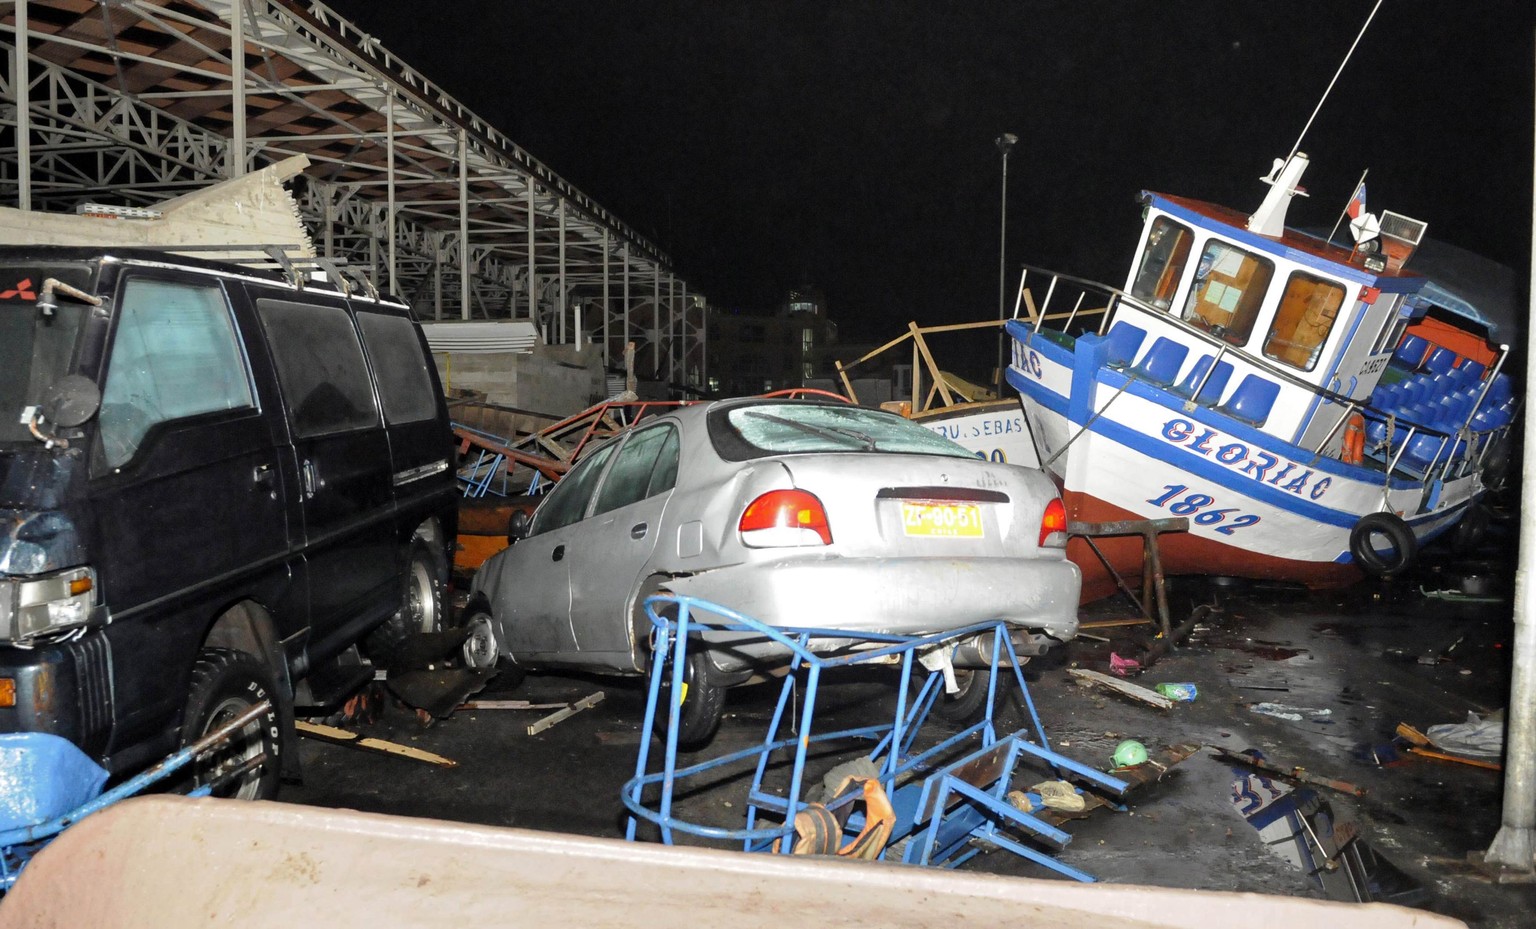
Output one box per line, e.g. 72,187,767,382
0,266,95,446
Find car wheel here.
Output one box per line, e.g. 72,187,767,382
364,538,446,666
929,668,1003,724
654,648,725,749
180,648,282,800
459,605,527,688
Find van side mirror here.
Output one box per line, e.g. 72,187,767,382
41,375,101,428
507,510,531,545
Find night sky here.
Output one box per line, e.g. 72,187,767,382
321,1,1533,346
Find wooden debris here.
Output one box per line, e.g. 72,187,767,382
295,721,457,767
527,692,606,736
1212,747,1367,797
1067,668,1174,709
1406,747,1502,771
458,699,571,711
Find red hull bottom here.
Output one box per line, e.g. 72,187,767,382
1065,491,1362,604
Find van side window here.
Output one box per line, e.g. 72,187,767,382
100,278,254,467
257,299,378,438
356,310,438,424
531,442,618,535
593,425,677,516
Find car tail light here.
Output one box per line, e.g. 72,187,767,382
739,489,832,547
1039,498,1068,548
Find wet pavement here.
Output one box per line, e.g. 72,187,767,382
285,521,1535,928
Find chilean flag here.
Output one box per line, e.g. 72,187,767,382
1347,182,1367,220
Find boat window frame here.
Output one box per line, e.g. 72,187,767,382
1178,238,1276,348
1260,271,1351,372
1129,215,1195,311
1367,293,1409,357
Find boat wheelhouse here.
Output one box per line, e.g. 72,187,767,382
1005,154,1515,600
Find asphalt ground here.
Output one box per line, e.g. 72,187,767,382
284,524,1535,928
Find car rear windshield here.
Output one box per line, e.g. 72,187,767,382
0,262,96,446
709,402,976,461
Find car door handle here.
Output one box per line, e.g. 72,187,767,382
253,464,276,498
552,544,565,562
630,522,648,540
301,459,319,499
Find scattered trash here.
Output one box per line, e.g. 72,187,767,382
294,721,457,767
1227,749,1425,907
1419,586,1504,604
1249,702,1332,722
1153,682,1198,702
1392,721,1504,771
1426,712,1504,758
1213,747,1366,797
1032,779,1087,812
1416,635,1465,666
459,699,572,711
1109,652,1142,676
1067,668,1174,709
527,691,605,736
1112,739,1149,768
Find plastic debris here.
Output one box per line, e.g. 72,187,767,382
1154,682,1198,702
1109,651,1142,676
1031,780,1087,812
1112,739,1149,767
1425,712,1504,758
1249,702,1332,722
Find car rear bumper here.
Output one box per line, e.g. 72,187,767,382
661,555,1081,670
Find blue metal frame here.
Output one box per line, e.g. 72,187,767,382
621,595,1128,879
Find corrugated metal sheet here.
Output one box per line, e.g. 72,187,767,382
421,321,540,354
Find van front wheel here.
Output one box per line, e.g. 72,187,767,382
181,648,282,800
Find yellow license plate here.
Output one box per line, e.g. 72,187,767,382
901,501,983,538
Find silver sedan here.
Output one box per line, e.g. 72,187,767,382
465,398,1080,743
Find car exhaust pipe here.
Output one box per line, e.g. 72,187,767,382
948,629,1055,669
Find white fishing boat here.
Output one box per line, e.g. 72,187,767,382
1005,152,1517,601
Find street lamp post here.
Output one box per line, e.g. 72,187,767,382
995,132,1018,394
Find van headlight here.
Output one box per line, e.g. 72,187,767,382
0,567,98,645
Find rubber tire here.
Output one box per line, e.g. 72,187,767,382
1350,512,1417,578
1450,503,1490,555
459,603,527,688
180,648,282,801
653,648,726,750
364,538,446,667
929,668,1003,724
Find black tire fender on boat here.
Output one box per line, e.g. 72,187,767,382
1349,512,1417,578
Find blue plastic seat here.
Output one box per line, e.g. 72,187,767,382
1105,322,1148,367
1130,337,1190,386
1393,333,1430,369
1218,374,1281,427
1403,432,1449,469
1487,373,1514,406
1423,346,1459,376
1459,359,1487,381
1173,357,1234,404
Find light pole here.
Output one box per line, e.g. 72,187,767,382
995,132,1018,395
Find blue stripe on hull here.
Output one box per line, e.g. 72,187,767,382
1006,330,1479,543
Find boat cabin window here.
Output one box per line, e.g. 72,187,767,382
1130,217,1194,310
1262,272,1348,371
1180,240,1274,346
1368,294,1409,356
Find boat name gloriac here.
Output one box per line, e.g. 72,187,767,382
1161,417,1333,501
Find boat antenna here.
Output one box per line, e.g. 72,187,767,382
1287,0,1384,162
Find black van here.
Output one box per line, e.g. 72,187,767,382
0,247,458,799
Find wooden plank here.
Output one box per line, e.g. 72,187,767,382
1066,668,1174,709
1405,747,1502,771
295,721,457,767
527,691,606,736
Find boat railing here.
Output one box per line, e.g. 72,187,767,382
1010,265,1508,487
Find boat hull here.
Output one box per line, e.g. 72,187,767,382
911,400,1041,468
1007,325,1481,601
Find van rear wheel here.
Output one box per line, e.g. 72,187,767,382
181,648,281,800
365,538,446,667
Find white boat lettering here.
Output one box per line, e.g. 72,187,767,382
1160,418,1332,501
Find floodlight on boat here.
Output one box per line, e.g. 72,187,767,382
1378,210,1428,272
